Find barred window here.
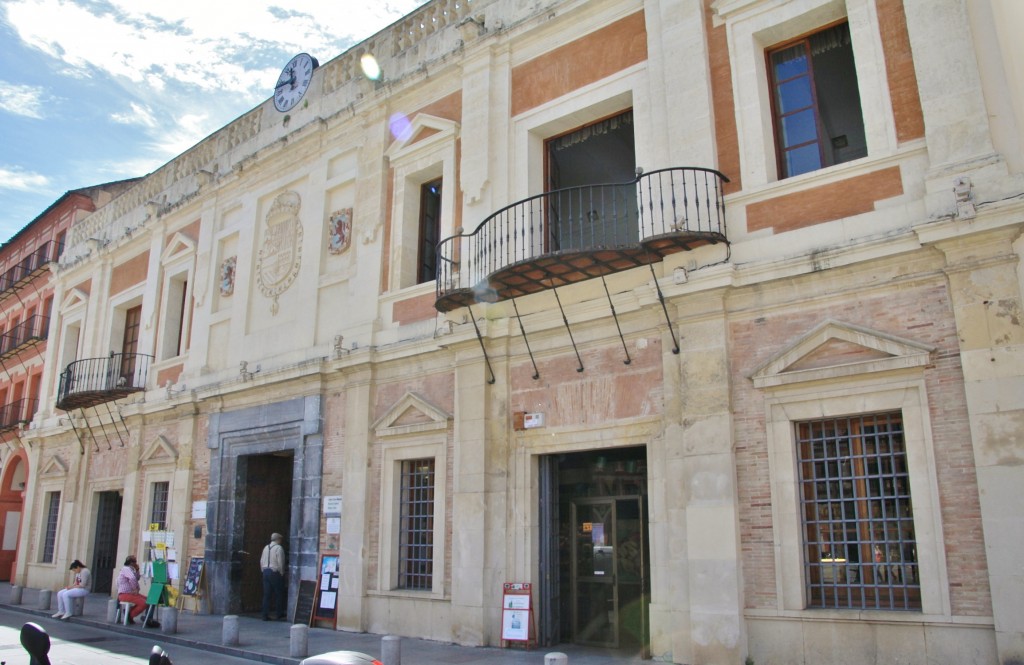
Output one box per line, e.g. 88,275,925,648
398,458,435,590
797,412,920,610
42,491,61,563
150,481,169,530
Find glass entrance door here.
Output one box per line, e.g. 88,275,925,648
571,496,647,649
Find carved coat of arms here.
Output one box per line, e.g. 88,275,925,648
328,208,353,255
256,191,303,314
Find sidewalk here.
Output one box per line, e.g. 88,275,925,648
0,584,652,665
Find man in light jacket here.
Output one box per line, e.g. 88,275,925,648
260,532,287,621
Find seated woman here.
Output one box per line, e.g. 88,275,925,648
53,560,90,619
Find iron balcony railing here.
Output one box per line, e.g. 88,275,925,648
0,314,49,360
435,167,728,308
56,352,153,411
0,241,57,295
0,397,38,433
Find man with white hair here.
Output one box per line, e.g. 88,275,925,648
259,532,287,621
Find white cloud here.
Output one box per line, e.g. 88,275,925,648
4,0,429,99
111,102,158,128
0,166,51,191
0,81,47,119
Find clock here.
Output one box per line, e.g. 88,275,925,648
273,53,319,112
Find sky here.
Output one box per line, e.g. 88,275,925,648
0,0,430,244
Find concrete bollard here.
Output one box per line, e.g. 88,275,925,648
107,598,119,623
382,635,401,665
38,589,51,611
222,615,239,646
10,585,23,604
71,595,86,616
289,624,308,658
545,652,568,665
161,606,178,634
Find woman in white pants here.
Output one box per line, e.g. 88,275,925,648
53,559,90,619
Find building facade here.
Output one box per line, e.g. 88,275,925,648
9,0,1024,663
0,183,135,588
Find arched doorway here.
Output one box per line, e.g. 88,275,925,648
0,451,28,582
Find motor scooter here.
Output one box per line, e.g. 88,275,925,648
19,621,172,665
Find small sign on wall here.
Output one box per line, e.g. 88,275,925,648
323,496,342,515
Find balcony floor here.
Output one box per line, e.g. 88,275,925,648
56,388,142,412
435,229,725,312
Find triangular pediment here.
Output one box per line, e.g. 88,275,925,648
384,114,460,162
160,231,197,264
41,454,68,478
373,392,451,438
61,287,89,311
751,320,934,389
141,435,178,465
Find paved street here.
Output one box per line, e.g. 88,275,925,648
0,607,255,665
0,586,653,665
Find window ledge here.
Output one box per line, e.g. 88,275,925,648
745,607,993,626
368,588,447,602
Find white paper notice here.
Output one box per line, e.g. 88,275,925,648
319,591,336,609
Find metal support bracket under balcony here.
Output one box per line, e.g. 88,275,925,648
467,304,496,385
511,299,539,380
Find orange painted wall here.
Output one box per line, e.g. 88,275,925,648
877,0,924,143
706,0,742,193
746,167,903,233
511,12,648,117
109,251,150,297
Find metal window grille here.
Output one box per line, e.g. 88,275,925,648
399,458,435,590
150,481,169,530
797,412,921,610
42,491,61,563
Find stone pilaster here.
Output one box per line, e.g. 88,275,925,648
938,226,1024,662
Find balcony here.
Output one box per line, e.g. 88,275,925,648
56,352,153,411
0,241,58,303
0,314,49,361
435,167,729,312
0,398,38,434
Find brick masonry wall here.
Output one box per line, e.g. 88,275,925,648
730,274,992,616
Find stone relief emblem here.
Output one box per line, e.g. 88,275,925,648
256,190,304,314
219,256,237,296
328,208,353,255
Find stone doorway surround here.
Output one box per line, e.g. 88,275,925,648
204,395,323,615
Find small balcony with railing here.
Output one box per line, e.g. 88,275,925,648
0,397,38,436
0,314,50,361
435,167,729,312
56,352,153,411
0,241,59,303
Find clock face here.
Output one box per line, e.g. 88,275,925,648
274,53,318,112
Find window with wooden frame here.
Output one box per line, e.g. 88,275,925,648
417,179,443,284
796,411,920,610
119,304,142,383
768,21,866,179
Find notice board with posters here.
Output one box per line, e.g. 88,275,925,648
500,582,535,648
313,553,340,628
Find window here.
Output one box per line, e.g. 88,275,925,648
768,21,866,178
383,113,459,290
398,458,435,590
417,180,442,284
42,491,61,562
119,304,142,383
797,412,919,610
150,481,169,530
159,273,190,359
545,109,636,250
